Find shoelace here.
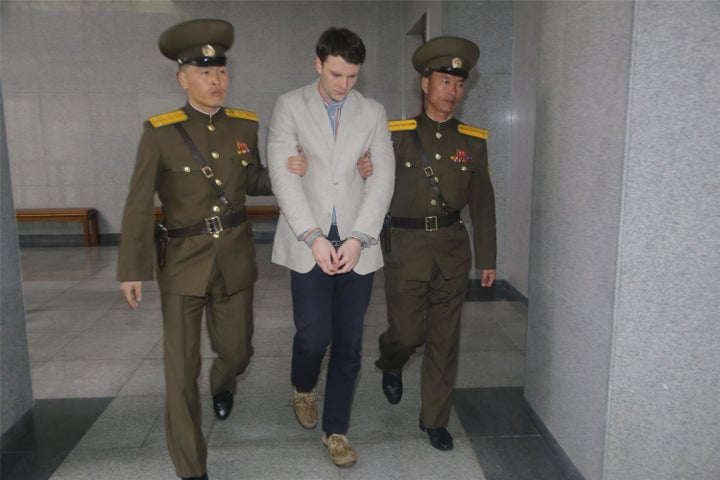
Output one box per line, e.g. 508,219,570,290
328,435,352,455
293,392,315,406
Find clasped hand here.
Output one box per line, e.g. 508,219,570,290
311,236,362,275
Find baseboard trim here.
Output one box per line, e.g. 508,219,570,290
525,400,587,480
0,407,33,450
466,279,528,303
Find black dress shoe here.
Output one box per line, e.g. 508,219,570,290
182,474,208,480
419,420,453,451
213,391,233,420
381,370,403,404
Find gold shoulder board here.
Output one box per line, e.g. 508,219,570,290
458,124,488,140
149,110,188,128
388,119,417,132
225,108,259,122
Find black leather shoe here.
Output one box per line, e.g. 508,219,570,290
381,370,403,404
213,391,233,420
419,420,453,451
182,474,208,480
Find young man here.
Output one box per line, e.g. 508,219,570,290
266,27,394,467
117,19,307,480
376,36,497,451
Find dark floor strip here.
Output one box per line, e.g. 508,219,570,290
454,387,571,480
1,397,113,480
466,279,528,303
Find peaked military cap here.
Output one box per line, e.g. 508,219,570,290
158,19,234,66
412,36,479,79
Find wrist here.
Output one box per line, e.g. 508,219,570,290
303,228,324,247
347,235,366,248
310,234,327,247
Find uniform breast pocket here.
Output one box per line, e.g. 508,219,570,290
450,162,475,176
445,162,475,189
160,163,209,193
397,157,424,176
164,164,204,180
436,162,474,207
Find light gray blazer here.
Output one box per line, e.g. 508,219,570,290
267,78,395,275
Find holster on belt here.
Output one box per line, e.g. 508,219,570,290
154,222,168,270
380,213,392,253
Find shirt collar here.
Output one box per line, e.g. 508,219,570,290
317,83,347,110
188,101,222,118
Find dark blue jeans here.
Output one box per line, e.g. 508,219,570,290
290,263,374,435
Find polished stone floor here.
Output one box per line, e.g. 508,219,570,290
3,242,568,480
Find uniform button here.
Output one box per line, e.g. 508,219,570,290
430,199,437,206
211,152,220,159
434,153,441,160
183,166,191,173
404,162,411,168
215,179,222,186
212,205,220,213
212,233,220,239
434,176,440,182
435,132,442,139
208,124,215,132
241,160,248,167
461,166,467,172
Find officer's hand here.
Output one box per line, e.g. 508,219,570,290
120,281,143,309
480,269,496,287
357,151,373,179
336,238,362,274
286,156,307,176
287,145,308,177
311,236,339,275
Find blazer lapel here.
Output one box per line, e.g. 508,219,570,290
332,91,362,170
303,81,335,154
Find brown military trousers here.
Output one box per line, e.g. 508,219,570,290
377,261,468,428
160,262,254,477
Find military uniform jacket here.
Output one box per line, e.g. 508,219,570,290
117,104,271,296
383,113,496,281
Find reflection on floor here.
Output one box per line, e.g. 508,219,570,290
2,244,568,480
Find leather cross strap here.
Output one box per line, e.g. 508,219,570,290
174,123,235,211
410,129,453,214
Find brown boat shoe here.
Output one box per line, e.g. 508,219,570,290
292,388,318,429
322,433,356,467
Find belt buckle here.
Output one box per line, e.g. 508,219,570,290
424,166,434,177
424,216,438,232
204,215,224,237
201,166,214,179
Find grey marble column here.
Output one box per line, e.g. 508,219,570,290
523,1,720,479
1,78,34,438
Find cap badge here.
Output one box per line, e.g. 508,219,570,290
452,57,463,69
202,44,216,57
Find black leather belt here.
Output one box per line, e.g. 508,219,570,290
167,209,247,238
390,211,461,232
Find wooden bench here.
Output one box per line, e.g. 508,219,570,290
154,205,279,222
15,208,99,246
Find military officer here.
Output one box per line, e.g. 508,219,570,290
375,36,497,451
117,19,308,480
